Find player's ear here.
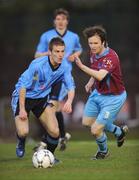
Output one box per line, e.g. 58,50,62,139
102,41,105,46
53,20,56,27
66,20,68,26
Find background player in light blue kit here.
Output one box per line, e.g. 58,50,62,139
11,37,75,163
34,8,82,151
75,25,128,160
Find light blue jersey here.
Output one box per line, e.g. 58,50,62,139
11,56,75,113
36,29,82,71
35,29,81,100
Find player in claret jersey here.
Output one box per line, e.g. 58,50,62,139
75,25,128,160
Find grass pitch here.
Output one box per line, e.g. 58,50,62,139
0,139,139,180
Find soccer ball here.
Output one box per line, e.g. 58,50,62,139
32,149,55,168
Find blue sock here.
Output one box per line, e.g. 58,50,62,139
16,133,26,144
105,123,122,137
96,133,108,153
45,134,59,154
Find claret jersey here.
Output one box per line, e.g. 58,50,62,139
90,47,125,95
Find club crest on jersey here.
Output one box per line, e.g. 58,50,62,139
33,71,39,81
103,58,113,68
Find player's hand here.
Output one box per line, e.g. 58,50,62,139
19,109,28,121
85,82,92,93
75,56,83,69
62,101,72,113
68,54,76,62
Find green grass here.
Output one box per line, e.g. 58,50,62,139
0,140,139,180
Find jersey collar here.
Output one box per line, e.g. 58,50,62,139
55,28,67,37
95,47,109,59
48,56,61,71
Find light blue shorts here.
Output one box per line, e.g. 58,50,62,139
84,89,127,125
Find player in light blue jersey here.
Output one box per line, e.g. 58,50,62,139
34,8,82,151
11,37,75,163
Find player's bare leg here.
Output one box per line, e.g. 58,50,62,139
15,116,29,158
91,122,109,160
36,103,61,164
57,101,71,151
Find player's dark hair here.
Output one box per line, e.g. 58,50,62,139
54,8,70,21
49,37,65,51
83,25,108,47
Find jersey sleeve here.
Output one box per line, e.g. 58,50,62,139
100,56,117,73
63,69,75,91
19,63,37,89
36,33,49,53
74,34,82,52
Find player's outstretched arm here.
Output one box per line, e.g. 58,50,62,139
75,56,108,81
68,50,82,62
85,77,94,93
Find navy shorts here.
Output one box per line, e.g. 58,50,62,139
14,96,49,118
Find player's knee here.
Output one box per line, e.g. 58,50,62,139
49,127,59,138
82,119,91,127
91,126,100,137
18,128,29,137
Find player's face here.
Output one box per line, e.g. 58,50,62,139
54,14,68,30
51,45,65,65
88,35,105,55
